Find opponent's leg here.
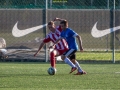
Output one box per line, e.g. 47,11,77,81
50,51,56,68
50,49,59,68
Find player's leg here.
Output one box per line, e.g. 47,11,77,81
70,54,83,72
68,55,76,73
50,49,60,68
69,54,86,75
61,49,77,73
50,48,70,68
61,55,77,73
69,54,76,64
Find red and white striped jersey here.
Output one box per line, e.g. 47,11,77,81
43,26,68,50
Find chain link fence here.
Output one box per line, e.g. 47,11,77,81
0,0,119,62
0,0,120,9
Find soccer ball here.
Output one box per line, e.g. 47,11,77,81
47,67,56,75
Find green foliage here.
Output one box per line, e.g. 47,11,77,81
0,62,120,90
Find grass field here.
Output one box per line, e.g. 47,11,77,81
0,62,120,90
76,51,120,61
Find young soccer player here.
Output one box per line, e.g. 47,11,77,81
34,21,76,71
52,19,87,75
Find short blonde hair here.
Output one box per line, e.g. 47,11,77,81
48,21,54,26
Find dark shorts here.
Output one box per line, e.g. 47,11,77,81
63,49,77,60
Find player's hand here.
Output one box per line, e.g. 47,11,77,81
34,54,36,57
49,45,55,49
80,47,83,52
34,52,38,57
49,46,53,48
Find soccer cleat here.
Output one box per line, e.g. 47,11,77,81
69,67,77,74
74,71,87,75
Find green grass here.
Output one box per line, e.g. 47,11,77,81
76,51,120,61
0,62,120,90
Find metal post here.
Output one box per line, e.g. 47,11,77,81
106,0,110,51
35,0,37,6
50,0,52,8
46,0,48,9
107,0,109,9
112,0,115,63
91,0,93,7
45,0,48,62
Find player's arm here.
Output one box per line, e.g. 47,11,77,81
76,35,83,51
34,41,45,57
34,35,51,56
54,17,66,22
70,29,83,51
